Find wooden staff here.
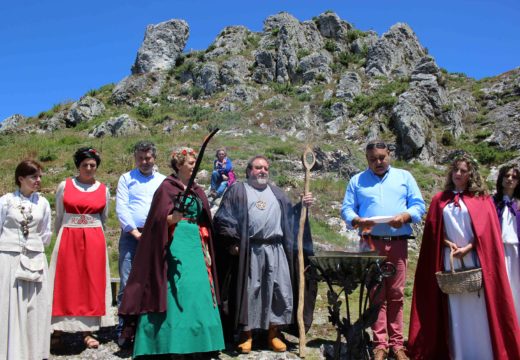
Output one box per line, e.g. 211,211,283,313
297,145,315,358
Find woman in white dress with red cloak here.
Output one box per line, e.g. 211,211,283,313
48,147,113,349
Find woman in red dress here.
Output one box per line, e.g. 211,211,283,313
48,147,113,349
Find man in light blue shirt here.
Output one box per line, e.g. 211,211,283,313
341,140,425,360
115,141,166,345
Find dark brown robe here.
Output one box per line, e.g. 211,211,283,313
213,181,317,339
119,175,220,317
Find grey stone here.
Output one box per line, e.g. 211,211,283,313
132,19,189,74
486,100,520,150
225,85,259,105
205,26,251,60
365,23,426,77
89,114,147,138
336,71,362,101
65,96,105,127
0,114,27,134
110,73,166,106
313,146,360,179
252,50,276,83
315,11,352,51
194,62,220,95
351,30,378,54
220,56,251,85
298,52,333,84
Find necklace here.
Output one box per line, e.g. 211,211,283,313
251,188,267,210
15,192,34,237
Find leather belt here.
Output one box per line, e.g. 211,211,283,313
250,236,283,245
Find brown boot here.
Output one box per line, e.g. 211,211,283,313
373,348,388,360
237,331,252,354
267,326,286,352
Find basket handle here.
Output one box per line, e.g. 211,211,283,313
450,248,467,273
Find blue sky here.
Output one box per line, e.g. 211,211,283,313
1,0,518,121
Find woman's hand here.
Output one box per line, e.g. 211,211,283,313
167,211,183,226
444,239,458,252
453,243,473,258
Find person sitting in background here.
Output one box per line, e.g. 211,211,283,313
210,148,235,199
493,164,520,324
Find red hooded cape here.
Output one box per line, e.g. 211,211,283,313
119,175,219,316
408,191,520,360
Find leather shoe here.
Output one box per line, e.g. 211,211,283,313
393,348,409,360
237,331,252,354
267,326,286,352
373,348,388,360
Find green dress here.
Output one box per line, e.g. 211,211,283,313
133,197,224,357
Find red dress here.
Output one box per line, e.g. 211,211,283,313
52,178,107,316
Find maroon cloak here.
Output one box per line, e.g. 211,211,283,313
408,191,520,360
119,175,220,316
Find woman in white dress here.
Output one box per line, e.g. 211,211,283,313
408,153,520,359
0,160,52,360
48,147,113,349
493,164,520,323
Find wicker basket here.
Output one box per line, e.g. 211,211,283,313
435,250,482,294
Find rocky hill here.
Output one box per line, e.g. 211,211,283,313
1,10,519,359
1,10,519,236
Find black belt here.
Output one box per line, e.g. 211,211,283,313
250,236,283,245
362,235,413,241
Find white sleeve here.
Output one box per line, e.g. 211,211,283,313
0,194,11,238
40,197,52,246
54,181,66,235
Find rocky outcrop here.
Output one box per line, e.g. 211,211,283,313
313,146,360,179
194,63,220,95
365,23,426,77
65,96,105,127
132,19,189,74
335,71,362,101
220,56,251,85
205,26,251,60
89,114,147,138
0,114,27,134
111,72,166,105
298,52,333,84
314,12,352,51
486,100,520,150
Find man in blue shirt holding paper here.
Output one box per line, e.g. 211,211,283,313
341,140,425,360
115,141,166,346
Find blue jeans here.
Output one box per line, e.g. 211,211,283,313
211,170,228,197
117,231,138,336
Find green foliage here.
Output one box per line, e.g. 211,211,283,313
173,60,196,80
457,141,517,165
297,48,311,59
244,34,260,48
441,131,455,146
271,82,295,95
206,44,216,53
39,150,57,162
474,129,492,140
190,86,204,100
338,50,366,67
314,73,326,82
349,78,409,115
175,102,212,121
271,27,280,37
324,39,337,53
297,93,312,102
265,99,284,110
135,103,154,118
265,144,295,158
346,29,367,43
274,174,298,188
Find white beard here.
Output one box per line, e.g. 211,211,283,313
248,174,269,188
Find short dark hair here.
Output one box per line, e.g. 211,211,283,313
494,164,520,202
73,147,101,168
365,140,390,152
246,155,269,179
133,141,157,158
15,160,43,187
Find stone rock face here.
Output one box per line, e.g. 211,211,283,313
486,100,520,150
312,147,360,179
0,114,26,134
132,19,189,75
66,96,105,127
220,56,250,85
252,50,276,83
89,114,147,138
335,71,362,101
205,26,251,60
298,52,333,84
194,63,220,95
351,31,378,54
315,12,352,51
365,23,426,77
39,111,67,132
225,85,259,105
111,73,166,105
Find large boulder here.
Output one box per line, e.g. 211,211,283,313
205,26,252,60
312,146,360,179
0,114,27,134
335,71,362,101
89,114,147,138
314,11,352,51
194,63,220,95
365,23,426,77
220,56,251,85
486,100,520,150
132,19,189,74
110,72,166,106
298,52,333,84
65,96,105,127
252,50,276,83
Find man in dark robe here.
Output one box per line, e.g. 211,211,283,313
213,155,317,354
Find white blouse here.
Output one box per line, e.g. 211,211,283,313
443,195,474,248
501,195,518,244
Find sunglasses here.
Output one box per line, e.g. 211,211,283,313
366,142,388,151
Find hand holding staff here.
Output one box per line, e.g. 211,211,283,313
297,145,315,357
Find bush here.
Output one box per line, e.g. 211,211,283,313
324,39,337,52
349,78,409,115
271,27,280,37
441,132,455,146
190,86,204,100
271,82,295,95
136,103,154,118
346,29,367,43
39,150,57,162
297,49,311,59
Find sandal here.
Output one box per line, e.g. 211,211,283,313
84,334,99,349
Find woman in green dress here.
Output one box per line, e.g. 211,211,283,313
119,147,224,358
